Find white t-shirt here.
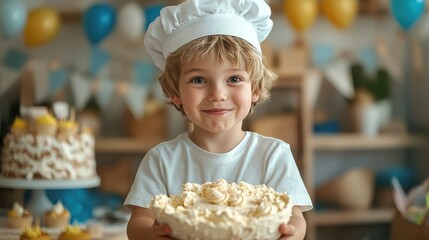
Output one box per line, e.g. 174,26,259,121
124,131,313,211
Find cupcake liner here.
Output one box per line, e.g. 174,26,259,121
8,216,33,229
58,127,78,138
36,125,57,135
45,214,70,229
11,128,27,136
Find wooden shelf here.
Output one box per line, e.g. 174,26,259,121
314,208,395,226
95,137,164,154
312,134,429,151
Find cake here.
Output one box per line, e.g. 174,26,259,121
1,114,97,180
8,202,33,229
20,226,51,240
44,201,70,228
150,179,293,240
58,225,91,240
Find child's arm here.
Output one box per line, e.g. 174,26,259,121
127,206,173,240
278,206,307,240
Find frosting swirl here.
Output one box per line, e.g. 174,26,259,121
206,188,229,205
22,226,42,237
12,117,27,129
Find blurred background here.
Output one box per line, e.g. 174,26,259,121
0,0,429,239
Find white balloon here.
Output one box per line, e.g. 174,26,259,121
117,2,145,42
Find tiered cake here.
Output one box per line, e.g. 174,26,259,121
1,106,96,180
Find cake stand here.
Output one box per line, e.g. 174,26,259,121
0,176,100,223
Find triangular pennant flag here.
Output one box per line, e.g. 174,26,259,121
124,84,148,119
95,78,114,109
133,61,156,86
89,47,111,76
0,65,21,96
322,59,354,99
49,68,69,94
2,48,27,70
304,69,322,107
311,43,336,67
70,72,92,110
357,47,378,75
30,60,49,103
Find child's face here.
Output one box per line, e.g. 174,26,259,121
172,58,259,133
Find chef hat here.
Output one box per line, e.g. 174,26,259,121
144,0,273,70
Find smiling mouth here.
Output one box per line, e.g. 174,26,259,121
202,108,230,115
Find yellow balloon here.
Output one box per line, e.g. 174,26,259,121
24,7,60,47
321,0,358,29
284,0,318,32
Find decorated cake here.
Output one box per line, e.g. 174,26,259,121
150,179,293,240
1,106,96,180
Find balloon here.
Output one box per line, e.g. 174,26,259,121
83,3,116,45
0,0,27,38
283,0,317,32
390,0,425,30
144,4,164,31
117,2,145,42
24,7,60,47
321,0,358,29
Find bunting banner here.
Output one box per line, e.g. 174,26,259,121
95,77,115,109
357,47,378,75
311,43,336,68
124,85,148,119
322,59,354,99
49,67,69,94
0,65,21,96
133,61,156,86
89,47,111,77
70,72,92,110
2,48,27,70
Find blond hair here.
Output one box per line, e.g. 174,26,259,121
159,35,277,112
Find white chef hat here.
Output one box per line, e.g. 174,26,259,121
144,0,273,70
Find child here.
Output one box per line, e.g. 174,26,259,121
124,0,313,239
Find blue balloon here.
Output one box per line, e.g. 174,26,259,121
144,4,165,31
0,0,26,39
390,0,425,30
83,3,116,45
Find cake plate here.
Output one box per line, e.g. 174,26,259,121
0,176,100,223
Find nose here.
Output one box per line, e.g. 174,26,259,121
207,83,227,102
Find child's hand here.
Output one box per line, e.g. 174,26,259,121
151,222,175,239
277,222,297,240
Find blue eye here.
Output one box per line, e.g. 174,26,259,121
190,77,205,84
228,76,242,83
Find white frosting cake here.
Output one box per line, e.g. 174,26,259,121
1,115,96,180
151,179,293,240
1,133,96,179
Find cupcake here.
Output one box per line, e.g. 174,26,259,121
58,120,79,138
58,225,91,240
8,202,33,229
20,226,51,240
44,201,70,229
11,117,27,135
35,114,57,135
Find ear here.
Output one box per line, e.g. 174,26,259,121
171,95,182,106
251,93,260,103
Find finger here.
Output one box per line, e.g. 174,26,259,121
153,224,172,236
279,223,295,236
